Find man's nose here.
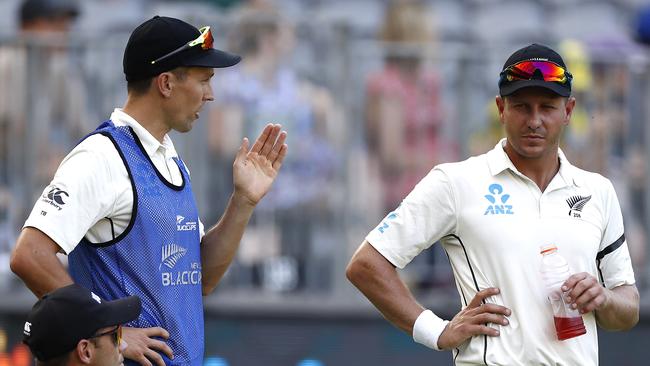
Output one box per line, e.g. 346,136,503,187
119,339,128,352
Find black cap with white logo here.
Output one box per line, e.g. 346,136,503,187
23,284,141,361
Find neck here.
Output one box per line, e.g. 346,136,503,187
122,95,169,143
504,142,560,192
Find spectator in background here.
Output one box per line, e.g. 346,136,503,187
0,0,90,260
208,6,342,292
23,284,141,366
364,0,457,291
365,0,457,214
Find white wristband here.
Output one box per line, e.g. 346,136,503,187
413,309,449,351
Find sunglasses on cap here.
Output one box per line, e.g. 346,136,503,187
88,325,122,346
151,26,214,65
500,60,573,85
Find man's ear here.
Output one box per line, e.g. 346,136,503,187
155,72,174,98
75,339,94,364
495,95,506,125
564,96,576,125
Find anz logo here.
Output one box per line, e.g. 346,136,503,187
484,183,514,215
377,212,398,234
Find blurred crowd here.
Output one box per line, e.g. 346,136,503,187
0,0,649,303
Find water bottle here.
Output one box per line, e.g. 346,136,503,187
539,244,586,341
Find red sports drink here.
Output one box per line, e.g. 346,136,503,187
554,316,587,340
540,245,586,341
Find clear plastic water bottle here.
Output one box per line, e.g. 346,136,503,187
539,244,586,341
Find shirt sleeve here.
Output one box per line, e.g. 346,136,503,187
23,135,118,254
366,168,457,268
597,179,636,289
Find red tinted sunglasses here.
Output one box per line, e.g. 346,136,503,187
151,26,214,65
500,60,572,84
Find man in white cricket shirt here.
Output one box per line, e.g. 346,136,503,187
346,43,639,365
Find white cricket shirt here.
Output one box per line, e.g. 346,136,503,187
367,139,635,366
24,109,205,254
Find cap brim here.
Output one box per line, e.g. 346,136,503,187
181,48,242,69
99,295,142,328
499,80,570,97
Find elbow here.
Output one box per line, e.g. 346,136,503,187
346,256,370,289
624,289,641,330
625,296,641,330
202,283,215,297
345,260,358,285
10,246,30,279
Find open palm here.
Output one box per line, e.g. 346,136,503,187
233,124,288,205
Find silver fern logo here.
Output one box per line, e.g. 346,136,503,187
567,195,592,218
160,244,188,270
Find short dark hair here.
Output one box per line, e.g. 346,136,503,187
36,351,70,366
126,68,188,96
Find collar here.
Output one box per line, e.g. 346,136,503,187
486,138,581,187
110,109,178,159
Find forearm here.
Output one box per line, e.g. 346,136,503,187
346,242,424,334
200,192,255,295
595,284,639,331
10,228,73,298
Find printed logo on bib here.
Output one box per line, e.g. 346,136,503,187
40,186,69,211
176,215,197,231
160,243,201,287
484,183,514,215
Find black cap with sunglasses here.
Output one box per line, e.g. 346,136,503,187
23,284,141,361
498,43,572,97
123,15,241,82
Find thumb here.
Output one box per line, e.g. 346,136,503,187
235,138,249,162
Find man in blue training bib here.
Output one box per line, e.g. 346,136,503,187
11,16,288,366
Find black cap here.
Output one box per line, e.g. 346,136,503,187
23,284,141,361
498,43,571,97
123,16,241,82
20,0,80,24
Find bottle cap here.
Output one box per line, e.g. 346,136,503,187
540,244,557,255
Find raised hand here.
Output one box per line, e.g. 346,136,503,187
437,288,511,350
232,123,288,206
121,326,174,366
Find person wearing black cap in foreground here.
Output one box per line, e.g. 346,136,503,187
24,284,141,366
12,16,288,366
347,43,639,365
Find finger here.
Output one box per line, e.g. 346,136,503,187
260,124,281,157
562,272,590,292
148,339,174,360
146,349,166,366
234,138,249,164
467,288,500,309
473,313,510,326
566,276,597,304
144,327,170,339
579,294,607,314
472,303,511,317
267,131,287,163
272,144,288,171
468,324,500,337
135,355,153,366
250,124,273,154
572,286,604,312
